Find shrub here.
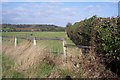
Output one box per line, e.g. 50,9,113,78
66,16,120,76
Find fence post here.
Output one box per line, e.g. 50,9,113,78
0,36,2,52
63,40,67,63
15,37,17,47
33,37,36,46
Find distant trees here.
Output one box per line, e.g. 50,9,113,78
2,24,65,32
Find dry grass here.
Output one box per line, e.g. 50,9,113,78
62,47,119,78
2,40,65,78
2,40,118,78
3,40,49,70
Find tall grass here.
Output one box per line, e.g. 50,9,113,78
2,54,24,78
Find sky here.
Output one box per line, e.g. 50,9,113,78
2,2,118,27
1,0,120,2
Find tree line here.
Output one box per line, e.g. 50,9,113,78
2,24,65,32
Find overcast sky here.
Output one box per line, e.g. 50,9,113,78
2,2,118,27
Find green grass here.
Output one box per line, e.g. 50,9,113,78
2,32,75,54
2,38,24,46
37,40,63,54
2,32,73,43
36,62,54,78
2,32,80,78
2,54,53,78
2,54,14,72
2,32,76,78
2,54,24,78
4,70,24,78
2,32,65,38
0,54,2,79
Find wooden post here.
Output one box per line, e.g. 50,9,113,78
15,37,17,47
33,38,36,46
63,40,67,63
0,36,1,45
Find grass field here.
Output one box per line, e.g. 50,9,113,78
2,32,79,78
2,32,70,41
2,31,112,78
2,32,75,54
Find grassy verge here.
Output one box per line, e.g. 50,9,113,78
2,54,24,78
58,68,72,77
36,62,54,78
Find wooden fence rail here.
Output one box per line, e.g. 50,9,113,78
65,43,95,49
2,36,67,62
2,36,64,41
2,36,94,63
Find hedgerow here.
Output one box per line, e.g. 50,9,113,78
66,15,120,76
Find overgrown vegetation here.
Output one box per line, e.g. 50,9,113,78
2,54,25,78
36,63,54,77
2,31,118,78
66,15,120,77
